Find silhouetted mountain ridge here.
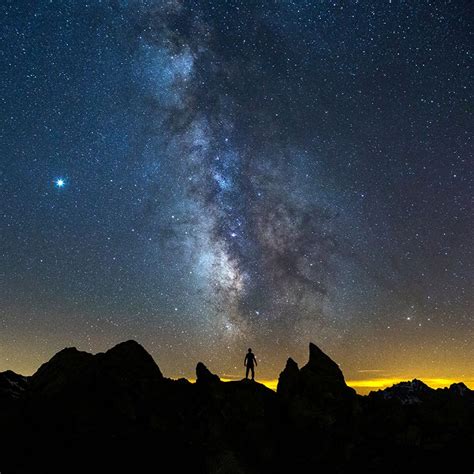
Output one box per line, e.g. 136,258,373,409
369,378,433,404
369,378,474,405
0,370,28,401
1,341,472,474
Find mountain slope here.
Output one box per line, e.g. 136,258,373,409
0,340,472,474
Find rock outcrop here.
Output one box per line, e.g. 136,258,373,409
0,340,472,474
369,378,433,404
447,382,473,398
277,342,356,410
0,370,28,401
196,362,220,385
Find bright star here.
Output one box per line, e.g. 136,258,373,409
55,178,65,188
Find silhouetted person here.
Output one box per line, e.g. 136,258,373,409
244,348,257,380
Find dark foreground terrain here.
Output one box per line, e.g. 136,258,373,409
1,341,473,473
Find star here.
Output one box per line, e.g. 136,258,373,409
1,0,470,397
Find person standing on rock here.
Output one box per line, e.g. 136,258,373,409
244,348,257,380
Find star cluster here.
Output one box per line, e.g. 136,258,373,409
1,1,472,387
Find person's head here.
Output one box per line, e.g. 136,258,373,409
248,348,252,353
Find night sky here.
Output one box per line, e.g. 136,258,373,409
1,1,472,392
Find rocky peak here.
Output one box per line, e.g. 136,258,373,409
0,370,28,400
196,362,220,384
448,382,472,397
277,357,299,399
29,347,94,395
277,343,355,402
302,343,346,383
371,379,433,404
29,341,163,397
99,340,163,379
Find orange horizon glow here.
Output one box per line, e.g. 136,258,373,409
184,376,474,395
345,377,474,395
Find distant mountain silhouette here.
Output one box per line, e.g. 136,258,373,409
369,378,474,406
0,341,472,473
370,378,434,404
0,370,28,406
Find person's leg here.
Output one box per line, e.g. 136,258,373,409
246,366,249,379
251,366,254,380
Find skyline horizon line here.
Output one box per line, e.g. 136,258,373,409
3,339,472,396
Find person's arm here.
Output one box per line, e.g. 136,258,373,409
244,354,247,366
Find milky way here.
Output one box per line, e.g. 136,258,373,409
134,1,368,347
1,1,472,384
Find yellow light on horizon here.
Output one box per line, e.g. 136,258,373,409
183,377,474,395
345,377,474,395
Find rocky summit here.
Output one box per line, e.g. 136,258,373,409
0,341,472,474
